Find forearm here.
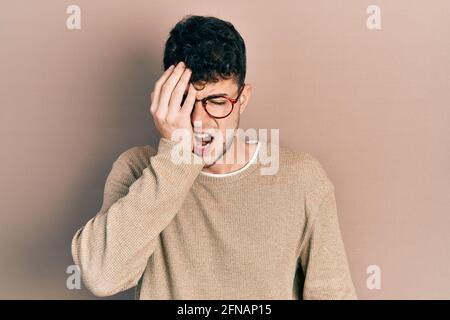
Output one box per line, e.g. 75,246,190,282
71,138,203,296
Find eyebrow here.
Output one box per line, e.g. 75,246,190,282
203,93,229,98
183,92,231,99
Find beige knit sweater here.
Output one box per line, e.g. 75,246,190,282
71,137,357,299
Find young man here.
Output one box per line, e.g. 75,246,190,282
71,15,357,299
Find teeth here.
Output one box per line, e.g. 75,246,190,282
194,132,210,138
194,132,213,141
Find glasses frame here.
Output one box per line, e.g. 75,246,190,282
183,84,245,119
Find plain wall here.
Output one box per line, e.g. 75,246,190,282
0,0,449,299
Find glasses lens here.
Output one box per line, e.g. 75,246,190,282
205,97,232,118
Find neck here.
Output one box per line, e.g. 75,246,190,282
201,135,256,175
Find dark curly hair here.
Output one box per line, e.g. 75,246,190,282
163,15,246,90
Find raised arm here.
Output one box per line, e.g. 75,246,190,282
71,61,202,297
71,138,203,297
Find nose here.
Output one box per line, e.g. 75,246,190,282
190,100,211,128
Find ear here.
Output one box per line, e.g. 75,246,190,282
238,83,252,114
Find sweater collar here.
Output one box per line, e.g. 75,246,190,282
195,140,262,185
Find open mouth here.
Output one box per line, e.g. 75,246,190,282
194,132,214,149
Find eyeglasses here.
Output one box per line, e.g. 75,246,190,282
181,84,245,119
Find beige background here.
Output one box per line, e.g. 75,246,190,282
1,0,449,299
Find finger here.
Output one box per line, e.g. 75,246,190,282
181,83,197,116
167,68,192,116
149,91,155,115
150,64,175,113
157,62,186,118
150,64,175,114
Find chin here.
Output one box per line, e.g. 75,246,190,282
193,141,225,165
